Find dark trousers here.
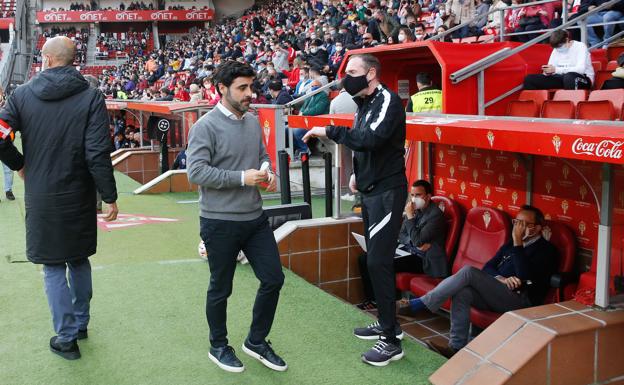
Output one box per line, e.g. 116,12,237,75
523,73,592,90
361,186,407,344
358,253,423,302
200,213,285,348
421,266,531,350
602,78,624,90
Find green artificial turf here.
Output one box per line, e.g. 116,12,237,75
0,171,445,385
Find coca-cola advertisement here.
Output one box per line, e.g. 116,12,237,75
36,9,214,23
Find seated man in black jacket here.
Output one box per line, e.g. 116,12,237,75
357,179,449,310
404,205,558,358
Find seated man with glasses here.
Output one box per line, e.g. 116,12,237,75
402,205,558,358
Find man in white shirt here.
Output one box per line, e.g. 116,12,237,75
523,30,594,90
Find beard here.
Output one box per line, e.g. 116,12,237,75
225,91,252,115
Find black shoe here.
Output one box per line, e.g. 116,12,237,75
5,191,14,200
242,339,288,372
77,329,88,340
49,336,81,360
208,345,245,373
425,339,458,359
354,321,404,340
356,300,377,310
361,337,404,367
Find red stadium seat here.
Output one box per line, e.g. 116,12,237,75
518,90,549,108
606,60,618,71
409,207,511,308
552,89,588,105
594,71,613,90
541,101,576,119
470,221,577,329
577,101,615,120
507,100,539,117
396,196,463,291
589,89,624,118
592,61,603,72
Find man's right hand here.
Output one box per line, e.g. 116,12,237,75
103,202,119,222
244,169,269,187
349,174,357,193
497,276,522,290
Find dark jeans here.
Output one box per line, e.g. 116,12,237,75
358,252,424,302
602,78,624,90
361,186,407,344
200,213,285,348
523,73,592,90
513,23,546,42
421,266,531,350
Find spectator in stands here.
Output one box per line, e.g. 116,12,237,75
398,26,416,43
375,9,402,42
602,53,624,89
484,0,509,35
435,25,455,42
294,66,313,97
156,87,173,101
586,0,624,48
300,80,330,116
470,0,492,36
328,41,346,75
513,0,555,42
357,180,449,311
0,35,118,361
403,205,558,358
306,39,329,70
173,80,190,102
114,132,127,150
523,30,594,90
445,0,477,38
202,78,220,105
189,84,203,102
361,33,378,48
329,86,358,115
268,80,293,105
407,72,444,112
414,23,430,41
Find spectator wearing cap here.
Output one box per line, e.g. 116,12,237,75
602,54,624,89
268,81,293,105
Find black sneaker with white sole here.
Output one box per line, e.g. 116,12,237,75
354,321,404,340
242,339,288,372
209,345,245,373
361,338,404,367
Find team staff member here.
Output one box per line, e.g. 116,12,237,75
406,72,443,113
303,54,407,367
187,60,287,373
0,36,118,360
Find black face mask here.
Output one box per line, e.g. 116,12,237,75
342,73,369,96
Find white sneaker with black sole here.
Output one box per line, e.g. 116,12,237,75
242,339,288,372
353,321,404,340
361,338,404,367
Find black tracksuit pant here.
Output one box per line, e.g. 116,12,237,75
361,185,407,345
200,213,285,348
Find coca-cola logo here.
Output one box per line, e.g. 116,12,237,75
151,11,173,20
79,12,103,21
43,12,68,22
572,138,624,159
185,11,209,20
116,12,139,21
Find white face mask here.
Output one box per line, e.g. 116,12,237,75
311,47,318,54
411,196,426,209
398,34,406,42
335,46,343,52
415,34,423,40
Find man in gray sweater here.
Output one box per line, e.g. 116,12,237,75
187,61,287,373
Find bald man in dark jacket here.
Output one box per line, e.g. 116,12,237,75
0,36,118,360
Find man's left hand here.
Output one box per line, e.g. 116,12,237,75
302,126,327,143
418,243,431,252
266,172,277,192
17,168,24,180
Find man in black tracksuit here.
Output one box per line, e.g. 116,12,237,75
303,53,407,366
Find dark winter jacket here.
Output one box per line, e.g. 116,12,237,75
0,66,117,264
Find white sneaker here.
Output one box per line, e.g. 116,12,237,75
237,251,249,265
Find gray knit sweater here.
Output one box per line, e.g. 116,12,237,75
187,106,271,221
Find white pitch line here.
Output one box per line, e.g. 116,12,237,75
157,259,205,265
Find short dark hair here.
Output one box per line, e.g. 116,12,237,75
268,80,283,91
549,30,569,48
213,60,256,96
350,53,381,78
520,205,545,225
412,179,433,195
416,72,432,85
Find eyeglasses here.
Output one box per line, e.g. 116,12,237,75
512,219,536,228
